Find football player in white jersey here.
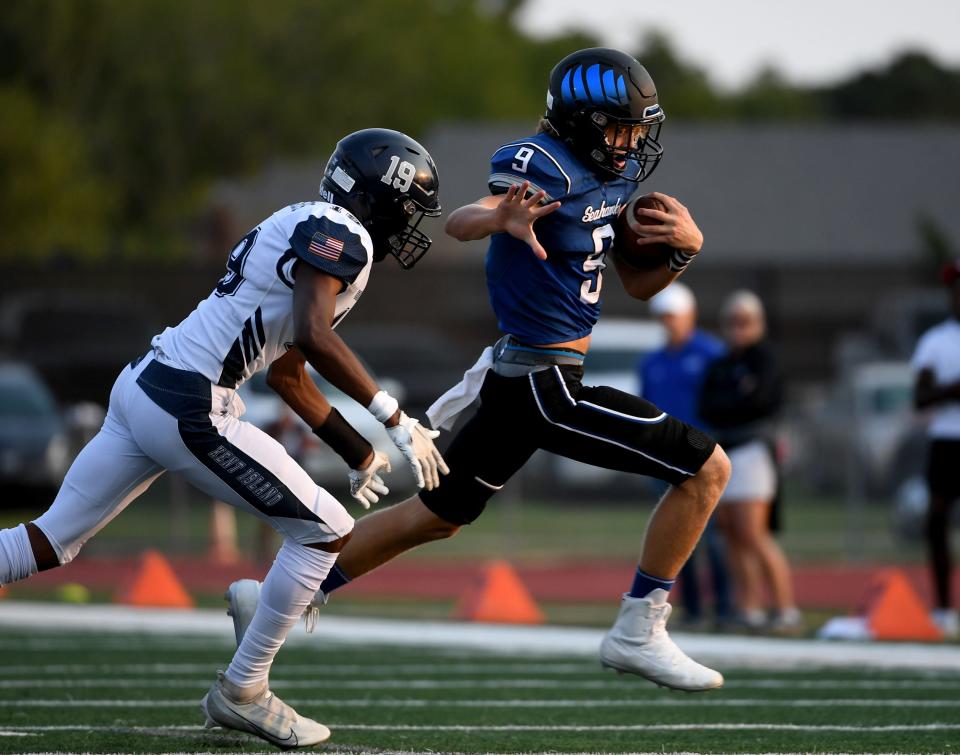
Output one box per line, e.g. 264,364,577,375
0,128,449,748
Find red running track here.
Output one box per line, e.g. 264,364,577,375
12,555,958,611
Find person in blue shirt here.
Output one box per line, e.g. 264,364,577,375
227,48,732,693
640,282,731,628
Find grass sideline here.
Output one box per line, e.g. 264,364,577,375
0,623,958,754
0,482,918,565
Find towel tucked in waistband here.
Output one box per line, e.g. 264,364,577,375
426,336,584,431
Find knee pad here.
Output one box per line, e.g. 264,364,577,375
419,467,499,526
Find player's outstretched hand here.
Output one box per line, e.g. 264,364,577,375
632,192,704,254
386,412,450,491
348,450,391,509
495,181,561,261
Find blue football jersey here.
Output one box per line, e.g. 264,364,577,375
485,131,634,345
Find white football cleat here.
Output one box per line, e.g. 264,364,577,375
225,579,262,646
599,589,724,692
201,671,330,750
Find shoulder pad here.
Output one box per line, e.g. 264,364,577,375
489,141,573,202
288,212,369,284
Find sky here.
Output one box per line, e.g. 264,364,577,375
515,1,960,90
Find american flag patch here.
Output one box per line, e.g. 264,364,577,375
308,232,344,261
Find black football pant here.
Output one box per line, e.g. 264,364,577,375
420,364,716,525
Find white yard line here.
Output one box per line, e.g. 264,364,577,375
1,677,959,691
1,601,960,671
1,752,932,755
729,679,960,689
0,601,960,671
0,679,608,689
1,662,957,680
3,723,960,733
2,671,960,691
2,697,959,708
0,667,960,691
0,662,597,675
338,724,960,732
5,752,933,755
318,752,954,755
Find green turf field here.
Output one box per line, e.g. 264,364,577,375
0,628,957,754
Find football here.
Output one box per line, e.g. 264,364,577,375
614,192,674,270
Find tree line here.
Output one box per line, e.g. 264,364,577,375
1,0,958,262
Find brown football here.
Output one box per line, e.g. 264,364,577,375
614,193,673,270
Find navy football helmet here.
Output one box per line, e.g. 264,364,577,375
320,128,441,269
545,48,665,182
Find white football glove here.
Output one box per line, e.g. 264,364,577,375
348,450,391,509
386,412,450,491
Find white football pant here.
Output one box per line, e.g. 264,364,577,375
32,352,354,566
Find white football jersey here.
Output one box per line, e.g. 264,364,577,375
152,201,374,388
912,318,960,439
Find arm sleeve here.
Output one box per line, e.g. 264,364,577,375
488,143,571,203
288,213,370,285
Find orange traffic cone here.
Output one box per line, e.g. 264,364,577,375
454,560,544,624
118,550,194,609
862,568,942,641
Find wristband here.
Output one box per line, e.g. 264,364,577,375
367,390,399,424
312,408,373,469
668,249,697,272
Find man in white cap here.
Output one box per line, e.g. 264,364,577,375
640,282,731,628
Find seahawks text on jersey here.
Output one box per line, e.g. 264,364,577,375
485,131,635,345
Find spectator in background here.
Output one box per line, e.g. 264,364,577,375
641,283,731,629
911,260,960,639
700,290,800,634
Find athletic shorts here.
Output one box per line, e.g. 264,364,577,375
718,439,777,504
927,439,960,501
420,364,716,525
33,352,353,565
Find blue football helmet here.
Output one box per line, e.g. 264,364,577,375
545,48,665,182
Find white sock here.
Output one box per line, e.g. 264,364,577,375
0,524,38,586
225,539,337,690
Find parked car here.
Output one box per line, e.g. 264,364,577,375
800,361,924,497
0,362,70,505
0,292,158,404
237,366,414,501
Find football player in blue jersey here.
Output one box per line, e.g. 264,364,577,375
229,48,731,691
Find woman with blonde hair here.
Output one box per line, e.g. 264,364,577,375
700,290,801,633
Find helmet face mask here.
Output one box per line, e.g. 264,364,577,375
372,198,441,269
320,128,441,269
586,107,664,181
546,48,666,182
